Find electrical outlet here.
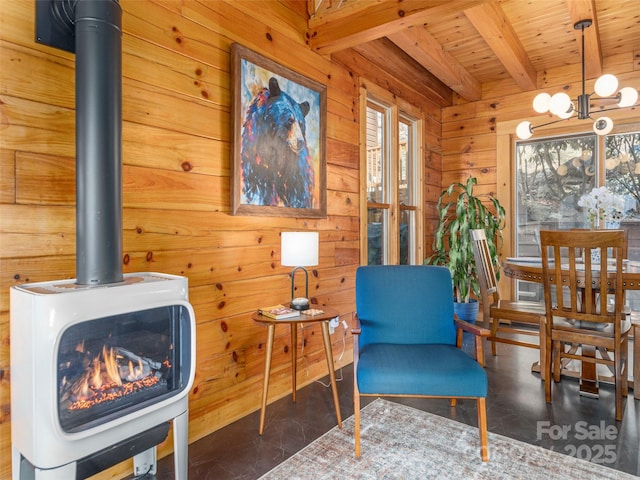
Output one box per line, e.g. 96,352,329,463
329,316,339,334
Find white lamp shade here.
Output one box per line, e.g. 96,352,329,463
617,86,638,107
593,117,613,136
594,74,618,97
281,232,319,267
516,121,533,140
549,92,572,116
532,93,551,113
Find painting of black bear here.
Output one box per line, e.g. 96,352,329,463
231,43,326,217
241,77,314,208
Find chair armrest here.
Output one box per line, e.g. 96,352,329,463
352,313,361,335
352,314,361,371
454,314,489,367
454,315,490,337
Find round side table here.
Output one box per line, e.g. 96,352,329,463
252,305,343,434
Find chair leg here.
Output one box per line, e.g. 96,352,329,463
552,340,561,383
545,332,553,403
622,338,629,397
614,344,626,422
477,397,488,462
354,379,361,457
615,356,622,422
491,318,498,356
538,316,546,381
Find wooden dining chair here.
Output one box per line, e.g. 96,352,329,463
539,229,630,421
471,229,546,358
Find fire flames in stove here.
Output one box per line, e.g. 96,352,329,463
60,342,171,412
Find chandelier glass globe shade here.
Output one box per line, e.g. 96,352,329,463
594,74,618,97
618,87,638,108
549,92,572,116
532,93,551,113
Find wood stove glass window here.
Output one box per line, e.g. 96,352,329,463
57,305,190,432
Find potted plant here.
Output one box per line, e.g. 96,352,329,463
426,176,506,322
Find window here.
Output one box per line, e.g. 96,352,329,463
360,84,423,265
398,119,416,265
514,129,640,304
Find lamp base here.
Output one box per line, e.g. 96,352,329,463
290,297,310,310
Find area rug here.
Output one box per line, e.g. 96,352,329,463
259,398,634,479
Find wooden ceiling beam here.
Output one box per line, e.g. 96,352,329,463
464,1,537,91
309,0,381,26
388,26,482,101
352,37,453,106
566,0,602,79
306,0,485,55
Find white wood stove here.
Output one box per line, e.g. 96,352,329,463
11,273,195,479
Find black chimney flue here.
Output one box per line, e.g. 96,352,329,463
36,0,124,285
75,0,123,285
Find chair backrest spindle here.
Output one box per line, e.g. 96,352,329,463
471,229,500,322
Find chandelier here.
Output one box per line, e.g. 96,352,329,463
516,19,638,140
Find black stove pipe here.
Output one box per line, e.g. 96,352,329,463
74,0,123,285
37,0,124,285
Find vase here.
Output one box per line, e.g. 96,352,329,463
605,221,621,229
590,221,620,263
453,299,479,324
605,221,621,260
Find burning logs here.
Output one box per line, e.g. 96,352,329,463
59,344,168,411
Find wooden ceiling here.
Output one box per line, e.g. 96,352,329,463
305,0,640,102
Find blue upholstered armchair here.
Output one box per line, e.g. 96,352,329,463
353,265,490,462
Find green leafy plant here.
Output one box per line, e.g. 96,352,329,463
427,177,506,303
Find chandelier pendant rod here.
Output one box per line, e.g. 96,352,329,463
576,19,590,120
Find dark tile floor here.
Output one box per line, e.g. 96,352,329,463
142,338,639,479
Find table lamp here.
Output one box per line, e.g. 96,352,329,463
281,231,319,310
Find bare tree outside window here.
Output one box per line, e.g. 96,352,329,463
605,132,640,214
516,134,595,236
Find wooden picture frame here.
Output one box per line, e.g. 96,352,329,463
230,43,327,218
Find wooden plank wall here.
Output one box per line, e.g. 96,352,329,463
0,1,443,478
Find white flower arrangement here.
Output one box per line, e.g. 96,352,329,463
577,186,625,228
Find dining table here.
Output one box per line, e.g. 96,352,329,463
502,257,639,399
